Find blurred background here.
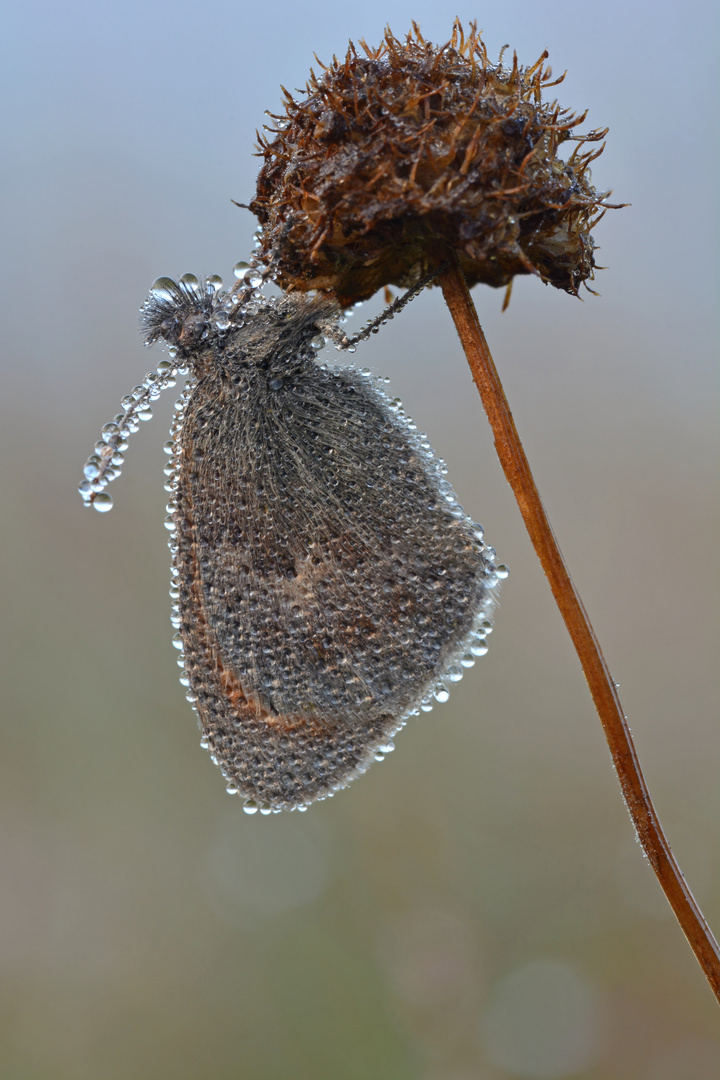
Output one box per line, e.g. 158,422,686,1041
1,0,718,1077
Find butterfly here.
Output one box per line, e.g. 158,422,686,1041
80,268,504,812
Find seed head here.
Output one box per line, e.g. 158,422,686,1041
250,21,618,306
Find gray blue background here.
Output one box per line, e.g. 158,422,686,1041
2,1,719,1077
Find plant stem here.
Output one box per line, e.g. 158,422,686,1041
438,259,720,1002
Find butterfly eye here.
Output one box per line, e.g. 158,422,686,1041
159,317,181,344
178,314,209,348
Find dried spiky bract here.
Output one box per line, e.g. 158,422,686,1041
250,21,613,305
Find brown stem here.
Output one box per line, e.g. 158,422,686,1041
438,260,720,1001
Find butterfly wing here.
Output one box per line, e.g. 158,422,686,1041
174,363,497,808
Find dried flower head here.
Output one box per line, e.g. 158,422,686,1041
250,21,618,306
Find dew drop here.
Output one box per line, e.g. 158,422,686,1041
150,277,178,299
243,268,263,288
92,492,113,512
83,456,102,480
